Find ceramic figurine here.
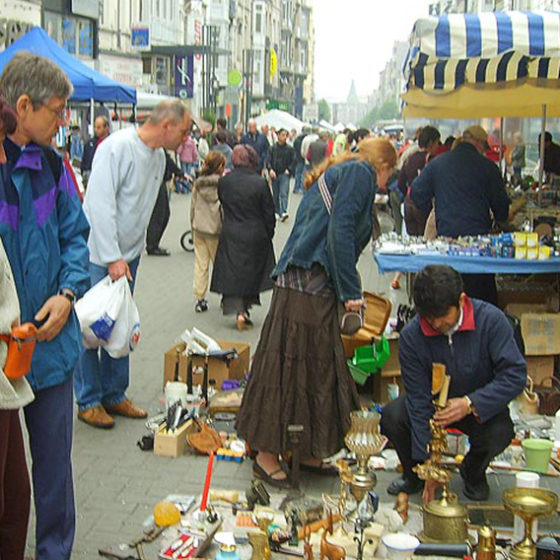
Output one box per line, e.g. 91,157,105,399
303,525,314,560
395,492,409,524
320,511,346,560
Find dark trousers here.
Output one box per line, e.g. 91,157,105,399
381,395,514,484
146,182,170,251
461,273,498,306
0,409,30,560
404,196,428,236
24,376,75,560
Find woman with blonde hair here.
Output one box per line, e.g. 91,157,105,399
236,137,397,487
191,151,226,312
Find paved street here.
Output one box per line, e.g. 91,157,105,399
24,190,559,558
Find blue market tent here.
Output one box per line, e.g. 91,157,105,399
402,10,560,118
0,27,136,103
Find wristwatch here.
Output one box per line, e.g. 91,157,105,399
464,395,476,415
58,288,76,305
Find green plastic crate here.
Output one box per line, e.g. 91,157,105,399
351,336,390,374
347,360,371,386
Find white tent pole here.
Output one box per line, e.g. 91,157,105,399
89,99,94,137
499,117,504,178
538,104,546,207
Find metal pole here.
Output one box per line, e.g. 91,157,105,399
499,117,504,179
89,98,94,136
538,104,546,208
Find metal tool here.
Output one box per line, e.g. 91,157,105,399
287,424,304,490
98,550,138,560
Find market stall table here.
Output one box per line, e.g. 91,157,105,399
374,252,560,275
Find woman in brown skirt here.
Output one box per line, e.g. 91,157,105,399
236,137,397,487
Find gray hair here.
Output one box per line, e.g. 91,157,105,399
149,99,187,125
0,51,73,109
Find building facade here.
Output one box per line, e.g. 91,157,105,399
0,0,314,126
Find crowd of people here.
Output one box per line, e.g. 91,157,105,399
0,49,546,560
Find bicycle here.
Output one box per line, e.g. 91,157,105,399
180,229,194,252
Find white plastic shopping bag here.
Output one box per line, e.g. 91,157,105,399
105,279,140,358
75,275,140,357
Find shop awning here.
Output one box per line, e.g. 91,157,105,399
0,27,137,104
402,10,560,118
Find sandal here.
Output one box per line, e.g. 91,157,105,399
253,460,292,490
391,278,401,290
300,461,339,477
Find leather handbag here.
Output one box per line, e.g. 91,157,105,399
0,322,37,380
535,376,560,416
187,418,222,455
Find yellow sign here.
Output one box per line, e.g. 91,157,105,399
270,48,277,78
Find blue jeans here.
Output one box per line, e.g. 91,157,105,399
25,376,75,560
294,161,305,193
272,173,290,215
74,257,140,410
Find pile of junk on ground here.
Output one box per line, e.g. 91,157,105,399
93,318,560,560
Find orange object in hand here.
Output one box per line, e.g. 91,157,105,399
0,322,37,379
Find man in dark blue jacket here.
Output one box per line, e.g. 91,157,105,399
241,119,269,172
381,266,526,502
80,115,109,188
410,126,510,304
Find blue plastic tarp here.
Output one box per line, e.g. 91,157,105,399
374,252,560,275
0,27,136,103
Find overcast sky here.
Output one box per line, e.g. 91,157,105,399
313,0,433,101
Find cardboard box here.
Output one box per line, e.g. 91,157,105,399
163,341,250,390
154,419,192,458
520,313,560,356
506,303,550,318
526,355,555,386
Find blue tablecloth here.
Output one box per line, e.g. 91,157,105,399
374,252,560,274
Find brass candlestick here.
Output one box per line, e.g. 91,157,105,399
414,376,469,543
343,410,384,504
503,487,558,560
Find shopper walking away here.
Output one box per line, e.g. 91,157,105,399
0,52,90,560
191,152,226,313
211,130,233,172
76,100,191,429
210,145,276,330
175,132,198,192
266,128,295,221
236,138,396,488
293,126,309,193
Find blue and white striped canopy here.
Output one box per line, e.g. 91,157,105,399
402,11,560,118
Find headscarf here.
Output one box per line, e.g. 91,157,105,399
232,144,258,170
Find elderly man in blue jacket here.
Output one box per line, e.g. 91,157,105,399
381,266,526,502
0,53,90,559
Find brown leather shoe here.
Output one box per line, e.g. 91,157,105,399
78,405,115,429
105,399,147,419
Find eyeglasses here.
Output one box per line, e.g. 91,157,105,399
44,104,68,122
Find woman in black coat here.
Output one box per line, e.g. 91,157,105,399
210,144,276,329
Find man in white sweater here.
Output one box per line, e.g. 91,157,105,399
75,100,191,428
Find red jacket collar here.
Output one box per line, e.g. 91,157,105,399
419,296,476,337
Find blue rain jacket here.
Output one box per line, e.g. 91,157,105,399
0,138,90,391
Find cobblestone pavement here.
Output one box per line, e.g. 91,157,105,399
24,192,559,559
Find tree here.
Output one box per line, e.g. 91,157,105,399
318,98,331,122
378,97,400,121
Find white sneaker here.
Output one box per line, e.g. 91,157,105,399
281,213,289,222
275,213,281,220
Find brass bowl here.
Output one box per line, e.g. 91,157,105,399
503,487,558,518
